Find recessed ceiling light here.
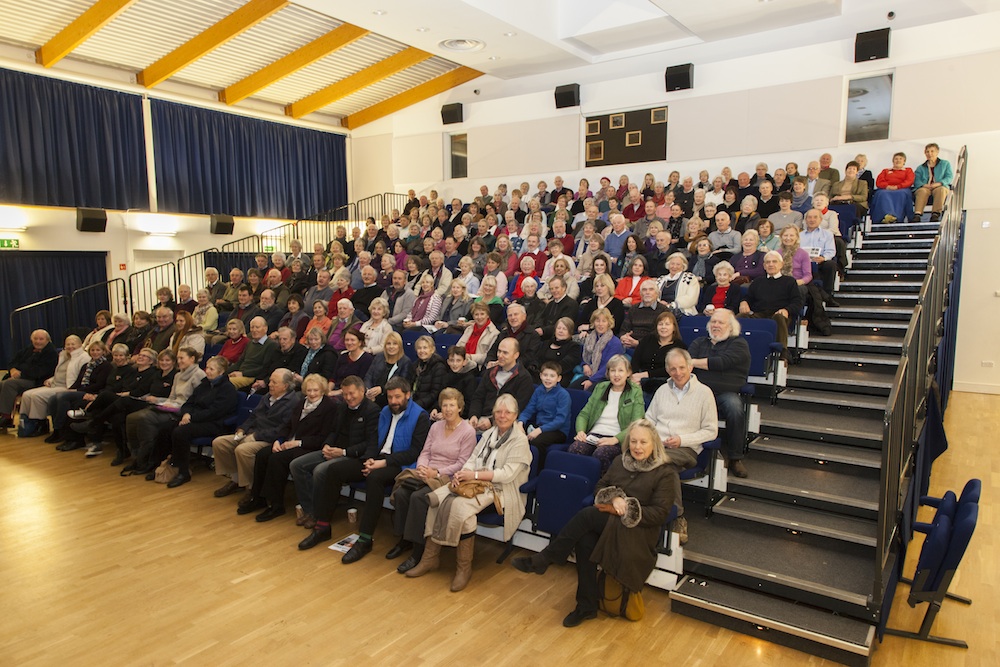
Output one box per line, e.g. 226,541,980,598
488,56,500,60
372,9,386,15
503,31,517,37
439,38,486,52
416,27,429,32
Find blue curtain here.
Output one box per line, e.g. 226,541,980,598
1,251,108,363
0,68,148,210
151,99,347,220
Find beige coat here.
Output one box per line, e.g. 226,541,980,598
427,424,532,543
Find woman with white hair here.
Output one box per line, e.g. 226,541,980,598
359,297,393,355
406,393,531,592
657,253,700,317
732,195,761,233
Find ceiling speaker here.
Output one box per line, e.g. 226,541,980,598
76,208,107,233
665,63,693,92
441,103,463,125
210,214,235,235
554,83,580,109
855,28,890,62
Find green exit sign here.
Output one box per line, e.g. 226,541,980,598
0,238,20,249
263,245,274,252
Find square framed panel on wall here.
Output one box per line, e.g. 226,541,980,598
585,106,666,167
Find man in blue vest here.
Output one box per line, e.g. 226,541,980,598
299,377,430,560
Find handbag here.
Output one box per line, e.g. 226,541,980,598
598,571,645,621
153,456,179,484
451,479,503,514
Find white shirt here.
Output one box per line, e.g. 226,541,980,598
380,411,404,455
592,389,623,436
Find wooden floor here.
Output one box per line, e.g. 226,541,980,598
0,391,995,667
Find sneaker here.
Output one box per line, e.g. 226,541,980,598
675,516,689,546
85,444,103,458
67,409,87,420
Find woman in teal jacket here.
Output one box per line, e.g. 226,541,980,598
567,354,646,473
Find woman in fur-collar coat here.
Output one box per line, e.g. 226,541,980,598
511,419,679,627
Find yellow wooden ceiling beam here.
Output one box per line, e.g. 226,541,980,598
35,0,138,67
219,23,369,105
341,66,482,130
285,47,433,119
138,0,289,88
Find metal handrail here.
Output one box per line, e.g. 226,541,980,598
178,248,220,289
872,144,966,612
9,295,70,352
127,261,178,315
71,279,128,324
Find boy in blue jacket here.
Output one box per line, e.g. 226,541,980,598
518,362,572,465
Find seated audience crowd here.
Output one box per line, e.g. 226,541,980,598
0,147,948,625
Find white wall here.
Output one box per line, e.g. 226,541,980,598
0,205,297,289
348,12,1000,393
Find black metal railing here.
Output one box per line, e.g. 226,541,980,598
261,221,330,260
355,194,384,223
383,192,409,218
873,145,967,610
178,248,220,290
127,262,177,315
212,235,262,279
71,279,127,325
9,296,71,353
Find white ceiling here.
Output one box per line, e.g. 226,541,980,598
0,0,998,126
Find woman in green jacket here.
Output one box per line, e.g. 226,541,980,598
568,354,646,473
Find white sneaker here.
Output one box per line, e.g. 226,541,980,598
67,409,86,419
85,444,103,457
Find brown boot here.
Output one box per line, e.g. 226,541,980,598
450,536,476,592
406,539,442,578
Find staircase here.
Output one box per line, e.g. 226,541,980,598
670,220,941,666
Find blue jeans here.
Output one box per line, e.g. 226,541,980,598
716,392,746,461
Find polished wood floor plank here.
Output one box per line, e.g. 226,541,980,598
0,391,995,666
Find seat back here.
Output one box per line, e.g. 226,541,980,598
566,389,591,430
740,327,777,379
933,503,978,592
679,437,721,481
435,333,462,358
545,450,601,488
958,479,982,507
535,470,594,535
912,514,952,594
680,315,709,346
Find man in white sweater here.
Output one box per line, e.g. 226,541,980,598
645,348,719,544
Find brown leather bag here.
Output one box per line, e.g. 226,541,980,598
451,480,502,514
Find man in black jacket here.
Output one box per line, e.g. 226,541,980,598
0,330,58,430
688,309,752,478
739,251,802,356
289,376,380,546
535,276,579,339
469,338,534,431
485,303,541,376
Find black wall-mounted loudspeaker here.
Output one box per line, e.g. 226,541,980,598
210,214,235,235
441,103,464,125
665,63,694,92
855,28,890,62
76,208,107,233
554,83,580,108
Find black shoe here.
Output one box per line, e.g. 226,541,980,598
512,554,550,575
213,480,240,498
930,212,941,222
46,431,65,445
56,440,84,451
0,415,13,429
166,472,191,488
385,540,412,560
397,555,420,574
255,506,286,522
298,526,332,550
110,452,126,466
120,462,137,477
342,539,373,564
562,608,598,628
237,496,268,515
826,297,841,308
145,471,157,481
